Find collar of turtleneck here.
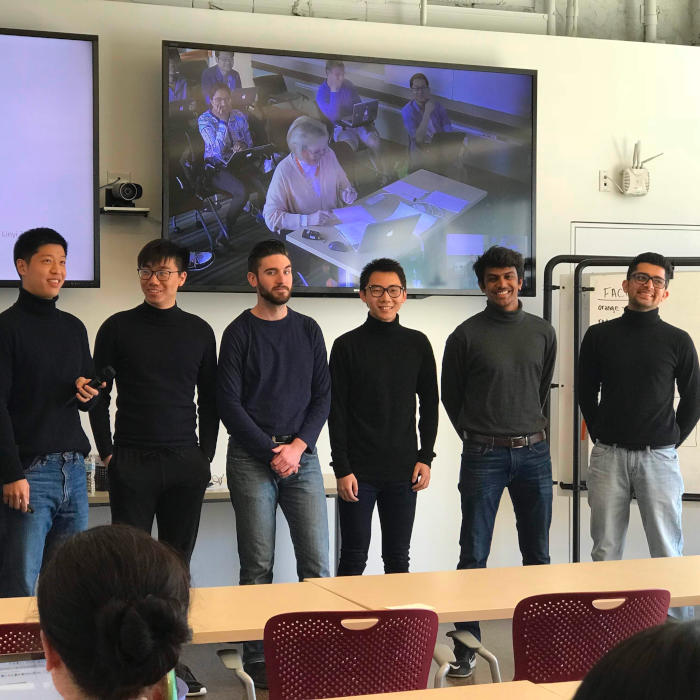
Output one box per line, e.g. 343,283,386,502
17,287,58,317
484,299,523,323
621,306,661,326
363,313,400,332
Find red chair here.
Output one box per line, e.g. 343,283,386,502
0,623,43,655
264,609,438,700
512,589,671,683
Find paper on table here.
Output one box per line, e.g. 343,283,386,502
383,180,428,201
385,603,436,611
385,202,437,239
423,190,469,213
332,205,376,225
335,222,368,248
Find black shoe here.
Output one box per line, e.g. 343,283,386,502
244,660,268,689
446,652,476,679
176,662,207,696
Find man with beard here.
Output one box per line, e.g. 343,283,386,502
217,239,331,689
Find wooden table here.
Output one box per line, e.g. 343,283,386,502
334,681,573,699
189,581,363,643
306,556,700,622
540,681,580,698
0,582,362,645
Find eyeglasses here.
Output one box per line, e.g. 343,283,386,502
366,284,405,298
411,86,429,92
629,272,667,289
137,269,181,281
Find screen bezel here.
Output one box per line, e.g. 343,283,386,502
162,39,537,297
0,27,100,289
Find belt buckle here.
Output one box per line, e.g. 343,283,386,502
511,435,527,449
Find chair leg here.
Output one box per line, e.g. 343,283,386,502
447,630,502,683
217,648,256,700
432,643,455,688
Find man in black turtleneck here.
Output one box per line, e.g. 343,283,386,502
578,252,700,618
89,239,217,695
0,227,100,598
441,245,556,677
329,258,438,577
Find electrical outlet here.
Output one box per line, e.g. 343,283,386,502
599,170,611,192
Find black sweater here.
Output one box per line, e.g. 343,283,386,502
442,301,557,437
0,289,95,484
89,303,218,460
578,307,700,448
328,313,438,481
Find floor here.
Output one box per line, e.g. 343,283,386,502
179,619,515,699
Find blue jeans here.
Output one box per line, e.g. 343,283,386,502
226,440,330,664
587,441,691,620
337,479,417,576
0,452,88,597
453,440,552,653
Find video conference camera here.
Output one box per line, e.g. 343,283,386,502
105,181,143,207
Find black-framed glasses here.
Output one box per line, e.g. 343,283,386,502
366,284,405,298
629,272,667,289
137,269,181,281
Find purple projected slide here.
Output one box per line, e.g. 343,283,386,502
0,31,97,285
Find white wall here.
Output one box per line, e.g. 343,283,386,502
2,0,700,585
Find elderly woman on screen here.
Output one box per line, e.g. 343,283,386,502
263,116,357,233
37,525,191,700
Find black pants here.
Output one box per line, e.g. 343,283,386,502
108,445,210,566
337,478,417,576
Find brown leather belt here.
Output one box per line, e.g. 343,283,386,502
463,430,546,448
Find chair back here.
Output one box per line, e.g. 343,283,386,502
0,623,43,655
264,609,438,700
512,589,670,683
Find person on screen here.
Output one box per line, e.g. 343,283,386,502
0,227,100,599
441,246,556,679
38,525,191,700
198,82,264,244
89,239,217,697
263,116,356,232
201,50,241,105
573,620,700,700
329,258,438,577
578,252,700,620
217,239,331,689
316,60,384,176
168,48,188,103
401,73,468,174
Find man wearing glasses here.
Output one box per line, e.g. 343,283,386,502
328,258,438,577
578,252,700,616
441,245,556,677
89,239,217,696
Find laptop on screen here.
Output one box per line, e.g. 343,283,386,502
339,100,378,128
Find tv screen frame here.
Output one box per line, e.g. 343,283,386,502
0,27,99,288
162,40,537,297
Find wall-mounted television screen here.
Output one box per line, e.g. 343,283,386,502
0,28,99,287
162,41,536,296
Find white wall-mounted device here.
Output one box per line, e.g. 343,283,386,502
619,141,663,196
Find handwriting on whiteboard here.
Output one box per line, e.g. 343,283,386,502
593,286,626,322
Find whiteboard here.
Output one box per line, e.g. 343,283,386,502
585,270,700,493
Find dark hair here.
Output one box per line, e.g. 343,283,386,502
37,525,191,700
627,251,673,286
209,81,231,100
247,239,289,274
359,257,406,290
409,72,430,89
573,620,700,700
167,48,181,64
214,50,234,59
13,227,67,272
473,245,524,286
137,239,188,272
325,59,345,72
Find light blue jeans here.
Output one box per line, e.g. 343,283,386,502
226,440,330,664
0,452,88,597
587,441,691,620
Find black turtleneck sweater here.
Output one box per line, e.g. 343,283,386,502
328,313,438,481
89,303,218,460
442,301,557,437
0,288,95,484
578,307,700,448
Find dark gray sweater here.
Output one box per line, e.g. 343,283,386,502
441,301,557,437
